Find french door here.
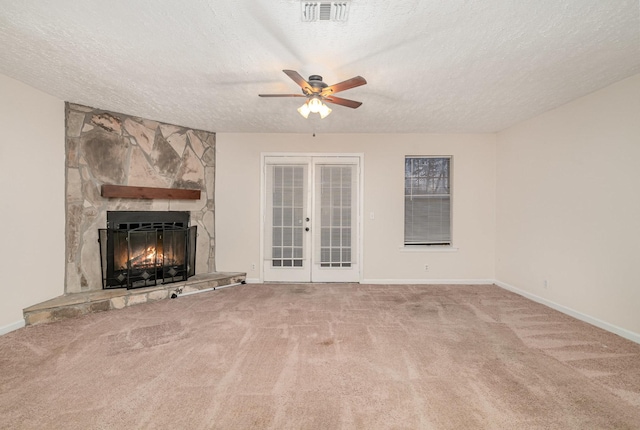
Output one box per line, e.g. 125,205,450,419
262,155,361,282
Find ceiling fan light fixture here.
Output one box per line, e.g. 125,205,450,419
308,97,323,113
319,103,332,119
297,101,311,118
298,97,332,119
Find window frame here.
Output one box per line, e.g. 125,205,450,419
403,155,453,247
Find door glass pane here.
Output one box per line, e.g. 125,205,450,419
318,165,353,267
270,165,305,268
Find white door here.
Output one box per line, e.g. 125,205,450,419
263,155,360,282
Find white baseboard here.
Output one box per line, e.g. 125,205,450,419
245,278,494,285
494,280,640,345
361,278,495,285
0,319,25,336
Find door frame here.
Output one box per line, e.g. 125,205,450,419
260,152,364,283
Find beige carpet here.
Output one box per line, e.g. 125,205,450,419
1,284,639,429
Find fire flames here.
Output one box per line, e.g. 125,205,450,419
130,246,162,269
116,246,178,270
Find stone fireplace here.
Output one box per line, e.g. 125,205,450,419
65,103,216,294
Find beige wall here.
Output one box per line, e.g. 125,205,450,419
3,70,636,341
0,74,65,331
216,133,496,283
496,74,640,338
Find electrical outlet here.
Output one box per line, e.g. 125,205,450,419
425,265,429,271
543,279,548,289
251,263,256,270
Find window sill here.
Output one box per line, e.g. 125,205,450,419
399,245,459,253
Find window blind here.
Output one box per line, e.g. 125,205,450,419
404,157,451,245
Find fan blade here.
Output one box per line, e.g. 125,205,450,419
323,96,363,109
258,94,307,98
283,70,313,94
322,76,367,96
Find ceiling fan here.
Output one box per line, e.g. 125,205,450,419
259,70,367,119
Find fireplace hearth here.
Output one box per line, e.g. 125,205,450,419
99,211,196,289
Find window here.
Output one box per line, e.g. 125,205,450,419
404,157,451,246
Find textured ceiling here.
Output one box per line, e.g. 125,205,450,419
1,0,639,133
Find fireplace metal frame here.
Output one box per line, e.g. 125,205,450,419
98,211,197,289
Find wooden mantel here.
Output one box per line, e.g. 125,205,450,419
101,184,201,200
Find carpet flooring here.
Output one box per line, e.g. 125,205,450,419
1,284,639,429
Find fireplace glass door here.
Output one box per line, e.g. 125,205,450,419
99,211,196,289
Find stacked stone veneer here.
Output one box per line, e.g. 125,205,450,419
65,103,216,293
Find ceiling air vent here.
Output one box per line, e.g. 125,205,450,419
301,1,350,22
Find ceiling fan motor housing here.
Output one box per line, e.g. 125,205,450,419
308,75,327,90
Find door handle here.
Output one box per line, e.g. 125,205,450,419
305,227,310,232
306,217,310,222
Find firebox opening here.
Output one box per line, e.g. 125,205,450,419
99,211,196,289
